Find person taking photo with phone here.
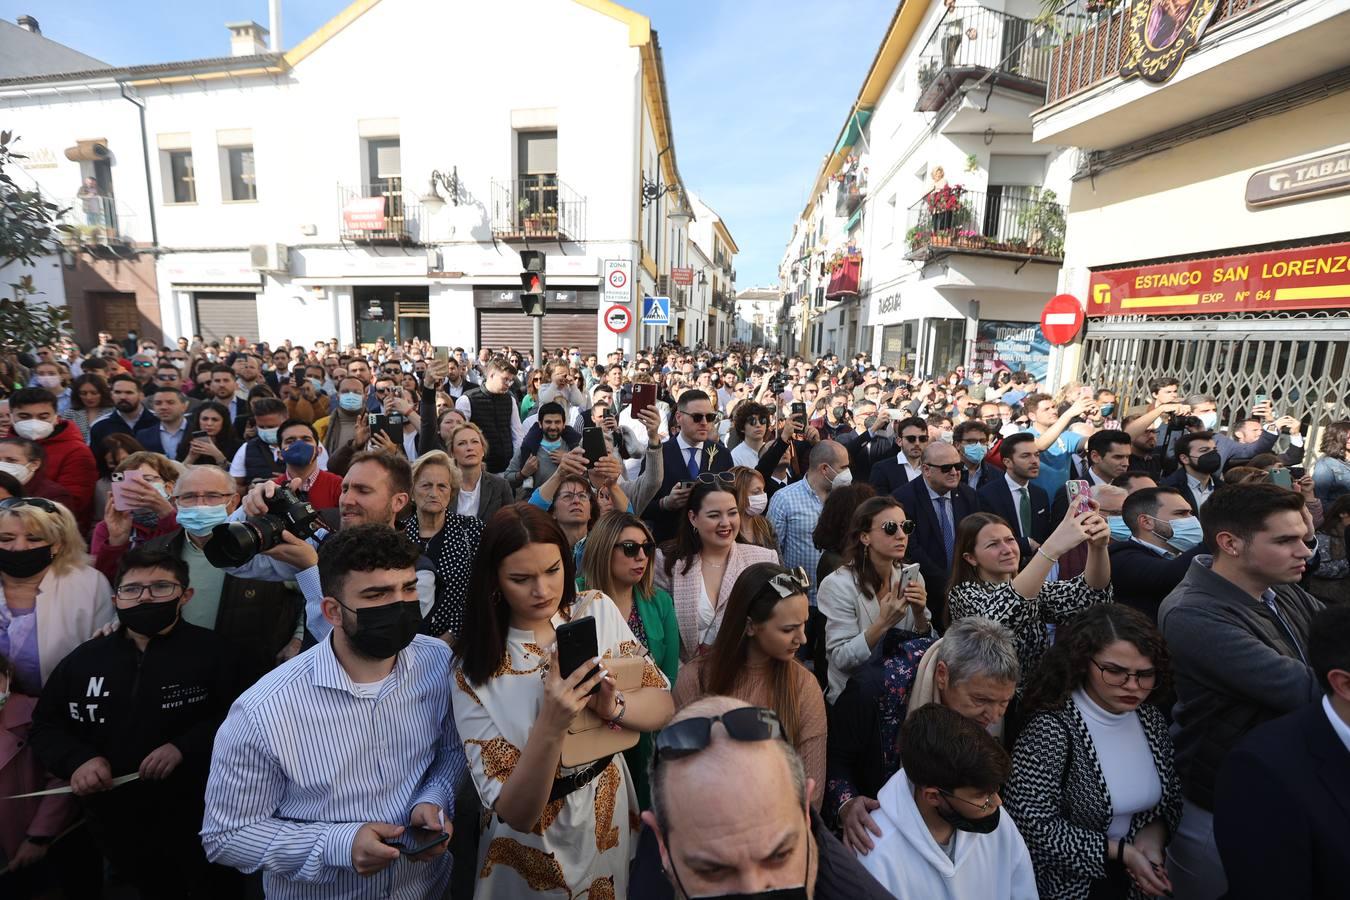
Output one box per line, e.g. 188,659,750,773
453,503,673,898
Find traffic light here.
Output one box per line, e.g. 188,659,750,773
519,250,546,317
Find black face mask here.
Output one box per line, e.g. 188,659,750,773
339,599,422,660
937,795,1001,835
1190,449,1222,475
666,823,810,900
117,599,181,637
0,545,53,578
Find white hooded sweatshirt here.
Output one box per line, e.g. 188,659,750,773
858,769,1039,900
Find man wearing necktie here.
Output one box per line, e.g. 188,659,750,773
894,442,978,624
977,432,1051,567
642,389,734,542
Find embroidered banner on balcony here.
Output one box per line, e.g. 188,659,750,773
1087,241,1350,317
343,197,387,231
1120,0,1220,85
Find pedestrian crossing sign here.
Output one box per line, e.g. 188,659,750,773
643,295,671,325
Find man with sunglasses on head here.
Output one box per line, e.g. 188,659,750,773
642,389,734,542
868,416,927,497
30,547,240,899
633,695,892,900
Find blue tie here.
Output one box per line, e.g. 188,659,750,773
686,446,700,479
937,495,955,564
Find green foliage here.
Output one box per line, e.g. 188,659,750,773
0,132,73,353
1017,187,1067,257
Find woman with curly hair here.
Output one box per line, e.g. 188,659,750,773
1313,419,1350,506
730,401,773,467
1005,604,1181,900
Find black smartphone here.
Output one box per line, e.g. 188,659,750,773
390,827,449,856
1290,465,1306,480
192,430,208,441
581,426,607,466
632,383,656,418
791,401,807,419
368,412,405,448
555,616,602,696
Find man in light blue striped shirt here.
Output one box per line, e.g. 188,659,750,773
202,525,467,899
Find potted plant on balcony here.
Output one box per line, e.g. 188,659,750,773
1017,188,1066,257
905,226,930,252
918,59,940,92
539,207,558,233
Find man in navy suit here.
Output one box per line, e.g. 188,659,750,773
1214,604,1350,900
977,432,1050,563
134,386,191,461
1162,430,1221,515
868,416,927,497
893,441,977,624
642,389,734,542
204,365,253,439
1051,429,1133,525
89,374,158,474
953,420,1001,491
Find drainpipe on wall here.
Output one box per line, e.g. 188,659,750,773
118,82,159,250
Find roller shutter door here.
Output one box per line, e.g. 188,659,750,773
477,311,596,357
194,293,260,344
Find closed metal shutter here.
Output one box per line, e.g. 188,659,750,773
194,293,260,343
477,311,597,357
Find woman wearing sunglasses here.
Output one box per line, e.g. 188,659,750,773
947,508,1112,697
0,498,114,695
730,402,772,468
655,477,781,661
1006,604,1180,900
579,511,679,809
818,496,933,704
671,562,827,809
453,504,673,898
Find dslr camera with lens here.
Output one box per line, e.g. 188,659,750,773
203,486,327,567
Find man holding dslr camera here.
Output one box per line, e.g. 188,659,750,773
214,452,436,641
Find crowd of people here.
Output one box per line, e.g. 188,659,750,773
0,330,1346,900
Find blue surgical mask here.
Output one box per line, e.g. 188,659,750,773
257,427,279,446
282,442,316,467
1159,515,1203,552
1107,515,1132,542
540,438,563,453
175,504,230,537
962,443,987,464
338,392,364,412
1099,403,1116,418
1197,411,1219,430
308,377,324,393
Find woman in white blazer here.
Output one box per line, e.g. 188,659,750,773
0,498,114,693
818,496,931,704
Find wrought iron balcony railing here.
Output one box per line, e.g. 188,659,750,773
62,193,136,248
490,176,586,242
338,178,422,245
905,185,1066,260
915,6,1052,113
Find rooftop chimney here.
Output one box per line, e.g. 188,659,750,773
226,21,269,58
17,15,40,34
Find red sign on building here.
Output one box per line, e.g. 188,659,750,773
671,267,694,286
343,197,387,231
1040,293,1084,345
1088,241,1350,318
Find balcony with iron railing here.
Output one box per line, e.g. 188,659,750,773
338,178,423,245
61,193,138,253
1041,0,1280,106
905,185,1066,261
914,6,1053,113
490,176,586,242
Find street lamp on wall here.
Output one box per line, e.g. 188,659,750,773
419,167,463,211
641,174,680,209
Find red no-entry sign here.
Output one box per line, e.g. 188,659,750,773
1040,294,1085,345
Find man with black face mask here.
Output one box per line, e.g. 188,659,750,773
30,547,239,899
632,695,892,900
203,524,467,900
857,705,1036,899
1164,431,1223,514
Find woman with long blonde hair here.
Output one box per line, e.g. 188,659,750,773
0,499,114,693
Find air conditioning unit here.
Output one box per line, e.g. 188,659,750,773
250,243,290,273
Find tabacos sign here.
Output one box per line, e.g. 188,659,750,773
1247,149,1350,208
1120,0,1221,85
1088,241,1350,318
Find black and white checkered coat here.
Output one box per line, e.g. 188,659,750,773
1004,701,1183,900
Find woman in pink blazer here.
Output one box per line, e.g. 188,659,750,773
654,477,780,660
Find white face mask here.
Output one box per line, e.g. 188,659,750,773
746,492,768,516
35,374,63,390
12,419,54,441
0,460,34,484
829,466,853,490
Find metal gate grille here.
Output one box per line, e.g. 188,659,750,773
1080,314,1350,461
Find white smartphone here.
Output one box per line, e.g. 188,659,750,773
891,562,920,596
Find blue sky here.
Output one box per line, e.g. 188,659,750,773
4,0,898,289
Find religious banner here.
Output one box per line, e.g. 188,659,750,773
1119,0,1221,85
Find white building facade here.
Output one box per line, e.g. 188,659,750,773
784,0,1075,379
1034,0,1350,434
1,0,718,359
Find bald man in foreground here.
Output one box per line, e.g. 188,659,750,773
630,695,891,899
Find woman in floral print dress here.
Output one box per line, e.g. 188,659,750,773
453,503,673,898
